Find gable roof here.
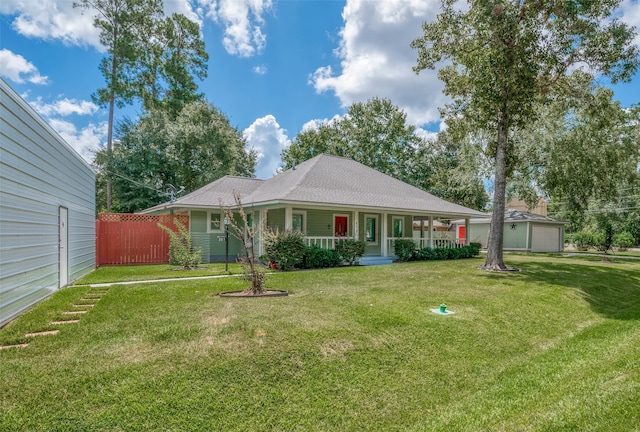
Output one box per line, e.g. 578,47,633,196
143,154,486,218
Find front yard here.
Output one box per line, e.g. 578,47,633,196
1,254,639,431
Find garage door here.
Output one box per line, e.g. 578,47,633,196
531,226,561,252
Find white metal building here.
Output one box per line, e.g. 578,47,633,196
1,78,96,327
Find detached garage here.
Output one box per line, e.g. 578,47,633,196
1,78,96,327
457,209,566,253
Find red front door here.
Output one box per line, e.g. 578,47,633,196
334,216,348,237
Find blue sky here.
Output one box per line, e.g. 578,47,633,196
1,0,639,180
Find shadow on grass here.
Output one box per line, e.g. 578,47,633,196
481,259,640,321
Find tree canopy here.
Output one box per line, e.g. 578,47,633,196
412,0,638,270
75,0,208,210
95,101,256,213
282,97,488,210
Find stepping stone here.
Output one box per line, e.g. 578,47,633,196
50,320,80,325
73,304,95,308
62,310,88,315
25,330,59,337
0,343,28,350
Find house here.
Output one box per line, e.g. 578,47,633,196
455,209,566,253
142,154,486,263
0,78,96,327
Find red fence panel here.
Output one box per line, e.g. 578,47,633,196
96,213,189,266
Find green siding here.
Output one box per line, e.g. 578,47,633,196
302,209,353,237
387,214,411,237
190,210,243,261
267,208,285,231
191,210,208,232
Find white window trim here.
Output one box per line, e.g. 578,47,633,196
333,213,350,237
364,214,379,245
392,216,404,238
207,211,224,233
292,210,307,233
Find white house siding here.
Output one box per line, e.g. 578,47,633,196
0,79,95,327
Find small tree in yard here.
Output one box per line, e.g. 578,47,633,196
221,193,266,294
158,218,202,269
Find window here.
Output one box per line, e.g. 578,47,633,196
393,217,404,238
365,215,377,244
292,211,306,232
208,212,223,232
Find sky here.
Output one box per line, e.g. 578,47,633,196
1,0,640,181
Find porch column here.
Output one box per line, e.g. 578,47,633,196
285,206,293,230
353,211,359,240
381,212,388,256
465,218,470,246
259,209,268,256
428,216,434,248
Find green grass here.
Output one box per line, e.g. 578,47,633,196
2,254,639,431
74,262,245,285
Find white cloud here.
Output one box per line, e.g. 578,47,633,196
619,0,640,46
0,49,48,84
253,64,268,75
300,115,343,132
243,115,290,179
30,96,99,117
47,118,107,163
204,0,272,57
0,0,202,49
1,0,100,47
309,0,453,127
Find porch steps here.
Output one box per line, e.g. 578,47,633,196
359,256,395,266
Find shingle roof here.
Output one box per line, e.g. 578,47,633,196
143,154,486,218
458,208,566,224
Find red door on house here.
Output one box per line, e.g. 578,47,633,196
334,216,348,237
458,226,466,244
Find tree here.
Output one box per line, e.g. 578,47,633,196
283,98,488,210
412,0,638,270
75,0,163,211
510,78,640,216
75,0,208,211
423,131,489,211
282,98,426,182
137,13,208,118
95,101,257,213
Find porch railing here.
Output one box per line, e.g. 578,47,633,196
387,236,465,255
304,236,352,249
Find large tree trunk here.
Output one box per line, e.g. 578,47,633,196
483,113,509,270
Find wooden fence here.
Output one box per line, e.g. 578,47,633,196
96,213,189,266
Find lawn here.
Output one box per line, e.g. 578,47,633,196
1,254,639,431
74,262,245,285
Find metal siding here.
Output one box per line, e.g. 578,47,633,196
503,222,528,250
1,79,95,327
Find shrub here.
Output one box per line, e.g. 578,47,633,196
593,224,614,253
302,245,342,269
394,239,416,262
414,247,436,261
335,239,366,265
263,229,306,271
613,231,635,251
412,245,479,262
469,242,481,256
158,218,202,270
572,231,594,251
